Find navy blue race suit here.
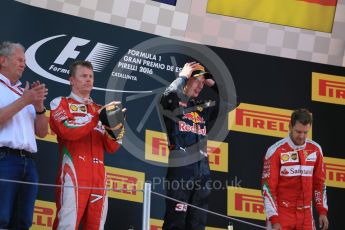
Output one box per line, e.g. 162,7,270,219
160,76,219,230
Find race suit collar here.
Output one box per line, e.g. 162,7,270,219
69,92,93,104
287,134,306,150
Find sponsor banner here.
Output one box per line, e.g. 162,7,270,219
32,200,56,229
150,218,226,229
227,186,265,220
324,157,345,188
105,166,145,203
207,140,229,173
145,130,229,172
207,0,337,32
145,129,170,164
229,103,312,138
312,72,345,105
280,165,314,177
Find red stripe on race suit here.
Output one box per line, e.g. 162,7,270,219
299,0,337,6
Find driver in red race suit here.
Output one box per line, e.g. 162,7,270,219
261,109,329,230
49,60,124,230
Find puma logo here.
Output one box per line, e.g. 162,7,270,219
79,156,85,161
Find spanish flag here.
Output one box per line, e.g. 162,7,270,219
207,0,337,32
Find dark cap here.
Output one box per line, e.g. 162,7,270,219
192,70,213,79
191,64,213,79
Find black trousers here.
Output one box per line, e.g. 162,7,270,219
163,157,211,230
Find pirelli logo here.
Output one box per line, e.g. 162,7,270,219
312,72,345,105
227,186,265,220
105,166,145,203
36,110,57,143
31,200,56,229
150,218,226,230
207,140,228,173
229,103,312,138
324,157,345,189
145,130,169,164
145,130,229,172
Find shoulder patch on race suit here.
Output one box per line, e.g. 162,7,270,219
306,139,324,156
69,103,88,114
50,96,63,110
280,151,299,164
265,138,287,160
306,152,317,162
262,160,271,179
50,97,68,122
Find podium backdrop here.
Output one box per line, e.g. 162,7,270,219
1,1,344,229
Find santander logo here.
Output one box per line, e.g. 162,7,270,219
280,165,314,177
281,169,289,175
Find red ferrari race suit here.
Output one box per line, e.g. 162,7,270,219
49,93,120,230
262,135,328,230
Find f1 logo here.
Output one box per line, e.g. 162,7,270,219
26,35,118,74
54,37,89,65
54,36,118,72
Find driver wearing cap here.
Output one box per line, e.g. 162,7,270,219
160,62,218,230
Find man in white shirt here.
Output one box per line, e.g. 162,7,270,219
0,41,48,230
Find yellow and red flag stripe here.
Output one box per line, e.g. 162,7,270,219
207,0,337,32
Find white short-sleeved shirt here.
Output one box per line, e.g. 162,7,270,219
0,73,37,153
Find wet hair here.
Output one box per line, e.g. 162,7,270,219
291,108,313,127
0,41,25,57
69,60,93,77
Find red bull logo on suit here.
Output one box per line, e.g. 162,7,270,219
179,112,206,135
